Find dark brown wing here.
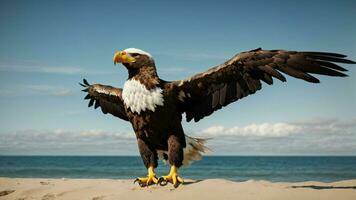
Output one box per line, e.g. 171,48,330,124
170,48,355,122
80,79,128,121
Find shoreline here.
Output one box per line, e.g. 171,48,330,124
1,177,356,183
1,178,356,200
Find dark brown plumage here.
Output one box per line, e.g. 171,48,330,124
81,48,354,187
172,49,353,122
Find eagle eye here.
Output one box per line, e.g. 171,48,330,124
131,53,140,57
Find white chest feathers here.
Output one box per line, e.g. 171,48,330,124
122,79,164,114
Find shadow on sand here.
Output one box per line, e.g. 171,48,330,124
291,185,356,190
182,180,203,186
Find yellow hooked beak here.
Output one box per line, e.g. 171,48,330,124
113,51,136,65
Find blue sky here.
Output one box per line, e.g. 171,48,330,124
0,0,355,155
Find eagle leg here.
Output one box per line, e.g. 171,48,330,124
134,166,158,187
158,165,184,188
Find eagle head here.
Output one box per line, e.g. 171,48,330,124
113,48,155,70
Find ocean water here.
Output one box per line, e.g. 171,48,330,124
0,156,355,182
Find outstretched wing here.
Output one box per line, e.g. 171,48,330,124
170,48,355,122
80,79,128,121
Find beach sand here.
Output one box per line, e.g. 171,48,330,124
1,178,356,200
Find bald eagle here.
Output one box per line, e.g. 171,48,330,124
81,47,354,187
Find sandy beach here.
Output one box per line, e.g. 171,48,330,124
0,178,355,200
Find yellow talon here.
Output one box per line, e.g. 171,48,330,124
134,166,158,187
158,165,184,188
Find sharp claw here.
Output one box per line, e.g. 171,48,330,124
134,176,158,187
158,175,183,187
134,166,158,187
134,178,147,187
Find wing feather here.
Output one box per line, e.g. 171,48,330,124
80,79,128,121
170,49,354,122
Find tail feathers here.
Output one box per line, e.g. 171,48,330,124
157,135,210,166
182,135,210,166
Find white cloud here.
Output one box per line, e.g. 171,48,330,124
200,123,300,137
0,129,137,155
291,118,356,134
26,85,73,96
39,66,87,74
51,89,72,96
0,84,74,97
0,61,110,75
198,118,356,138
192,118,356,155
1,118,356,155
